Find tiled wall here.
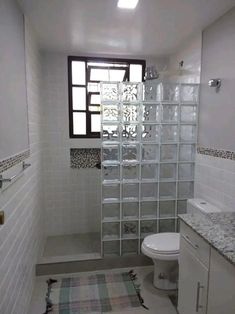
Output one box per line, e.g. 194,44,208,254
195,153,235,212
41,53,101,236
168,33,202,84
0,17,44,314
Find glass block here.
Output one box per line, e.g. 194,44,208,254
122,240,138,255
160,144,177,162
102,124,119,142
178,182,194,199
142,144,159,162
161,125,178,143
141,182,158,200
180,105,197,123
178,163,194,180
122,183,139,200
103,222,120,240
102,203,120,222
141,221,157,238
122,164,139,181
181,84,199,103
101,82,119,101
103,241,120,257
122,124,139,142
102,104,119,122
122,221,138,239
122,144,139,162
162,105,179,123
141,164,158,180
122,202,139,220
122,104,139,123
180,125,196,142
142,103,161,122
159,201,176,218
103,145,119,163
159,219,176,233
160,164,177,181
141,201,158,219
103,183,120,202
179,144,196,161
122,83,142,102
144,81,157,101
159,182,176,199
177,200,187,215
157,83,180,102
141,124,160,142
102,164,120,182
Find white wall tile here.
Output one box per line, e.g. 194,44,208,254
195,153,235,212
41,53,101,236
0,18,44,313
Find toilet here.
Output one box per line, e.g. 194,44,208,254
141,232,180,290
141,198,221,291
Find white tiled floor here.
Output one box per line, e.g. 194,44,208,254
39,232,101,263
29,266,177,314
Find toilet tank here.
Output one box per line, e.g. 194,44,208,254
187,198,221,215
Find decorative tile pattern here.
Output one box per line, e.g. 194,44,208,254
0,149,30,173
197,147,235,160
70,148,101,168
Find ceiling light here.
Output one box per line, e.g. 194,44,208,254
117,0,139,9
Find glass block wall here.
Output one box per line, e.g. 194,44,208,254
100,82,199,257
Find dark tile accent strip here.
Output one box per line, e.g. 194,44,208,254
70,148,101,169
197,147,235,160
0,149,30,174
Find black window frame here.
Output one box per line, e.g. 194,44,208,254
68,56,146,139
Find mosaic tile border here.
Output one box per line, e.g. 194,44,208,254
0,149,30,174
197,147,235,161
70,148,101,169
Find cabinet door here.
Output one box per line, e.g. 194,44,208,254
207,248,235,314
178,237,208,314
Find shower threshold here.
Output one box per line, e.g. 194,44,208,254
39,232,101,264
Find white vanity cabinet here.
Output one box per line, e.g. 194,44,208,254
178,222,210,314
207,248,235,314
178,221,235,314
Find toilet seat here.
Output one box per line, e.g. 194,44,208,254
142,233,180,261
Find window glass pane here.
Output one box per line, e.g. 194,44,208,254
72,87,86,110
88,62,128,68
72,61,86,85
91,114,101,132
89,106,101,112
90,94,101,104
130,64,142,82
90,68,109,81
109,70,126,82
87,82,100,92
73,112,86,135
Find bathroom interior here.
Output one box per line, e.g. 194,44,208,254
0,0,235,313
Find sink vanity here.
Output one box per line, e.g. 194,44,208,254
178,207,235,314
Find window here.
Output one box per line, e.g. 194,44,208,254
68,56,146,138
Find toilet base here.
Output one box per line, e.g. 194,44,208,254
153,259,178,290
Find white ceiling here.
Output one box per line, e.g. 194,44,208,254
19,0,235,57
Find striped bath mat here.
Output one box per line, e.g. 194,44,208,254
44,270,148,313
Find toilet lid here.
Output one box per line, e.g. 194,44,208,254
143,233,180,254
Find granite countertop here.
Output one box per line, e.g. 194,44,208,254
179,212,235,266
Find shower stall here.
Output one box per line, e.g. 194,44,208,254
100,82,199,257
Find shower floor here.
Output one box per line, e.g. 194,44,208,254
39,232,101,264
